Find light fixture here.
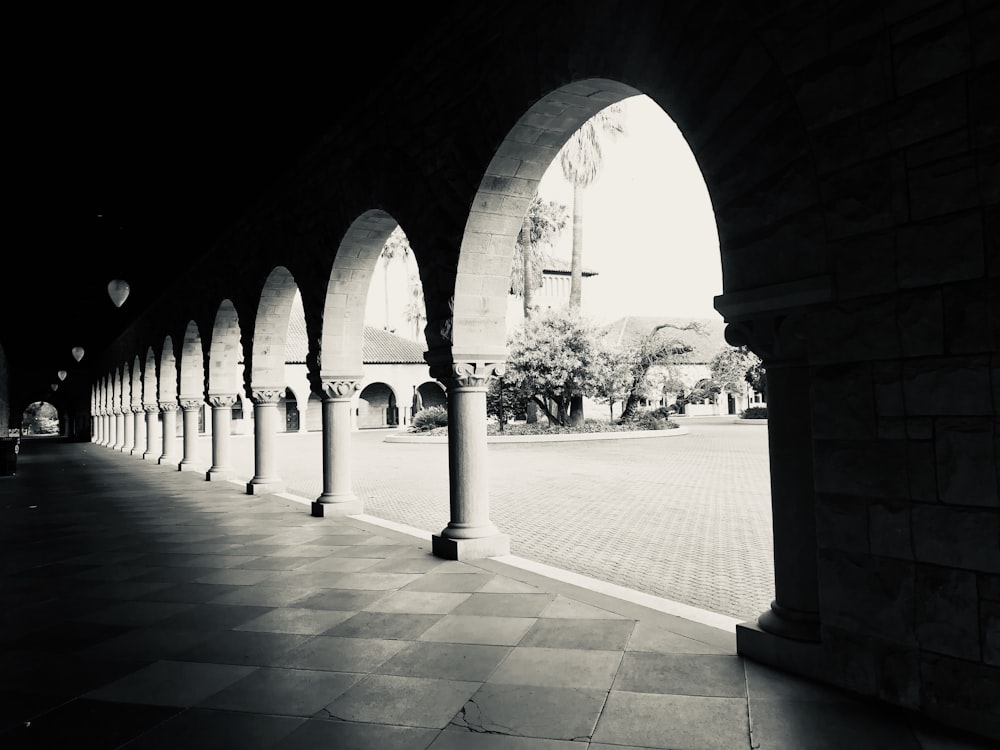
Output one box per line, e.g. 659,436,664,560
51,383,59,391
57,370,67,381
107,279,130,307
72,346,85,362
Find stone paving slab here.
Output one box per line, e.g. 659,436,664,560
220,419,774,619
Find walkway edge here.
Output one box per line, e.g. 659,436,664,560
350,512,742,633
384,426,690,444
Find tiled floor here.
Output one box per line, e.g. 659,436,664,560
0,440,994,749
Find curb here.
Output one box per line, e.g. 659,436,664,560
384,426,690,444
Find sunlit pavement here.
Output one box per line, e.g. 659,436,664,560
223,416,774,621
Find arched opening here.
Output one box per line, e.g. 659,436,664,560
416,381,447,412
280,387,300,432
357,382,398,429
349,83,774,623
21,401,59,436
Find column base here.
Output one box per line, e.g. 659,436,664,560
312,497,364,517
432,533,511,561
142,452,157,461
206,467,236,481
246,479,286,496
178,462,203,473
157,456,178,466
736,619,826,684
756,600,821,642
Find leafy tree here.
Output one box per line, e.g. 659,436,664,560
504,308,601,426
591,341,636,422
710,344,762,409
510,197,569,320
486,377,527,429
687,377,722,405
745,360,768,402
618,321,705,422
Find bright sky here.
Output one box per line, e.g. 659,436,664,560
367,94,723,336
536,94,722,325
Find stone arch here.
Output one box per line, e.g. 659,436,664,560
129,355,143,411
305,391,322,432
158,337,178,404
208,299,243,398
250,267,300,392
450,80,647,360
178,321,205,402
320,210,403,380
357,382,398,429
142,348,158,409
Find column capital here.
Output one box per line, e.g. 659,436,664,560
724,312,808,365
179,398,203,411
434,360,506,390
143,404,159,414
207,394,237,409
251,389,283,405
159,402,179,413
319,380,361,400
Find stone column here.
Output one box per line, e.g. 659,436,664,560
725,317,824,675
143,405,159,460
206,394,237,481
131,407,146,456
110,409,121,450
246,389,285,495
312,380,362,517
158,402,179,465
178,398,203,471
101,410,111,446
121,405,134,453
431,360,510,560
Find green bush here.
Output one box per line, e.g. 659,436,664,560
631,407,677,431
740,406,768,419
411,406,448,431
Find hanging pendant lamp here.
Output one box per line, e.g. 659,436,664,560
108,279,130,307
51,383,59,391
72,346,85,362
57,370,67,381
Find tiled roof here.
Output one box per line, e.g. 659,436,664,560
601,316,729,364
284,322,425,365
284,296,426,365
361,326,427,364
541,252,598,277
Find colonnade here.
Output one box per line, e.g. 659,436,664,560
87,343,819,664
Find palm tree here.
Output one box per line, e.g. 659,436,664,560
379,227,411,331
403,273,426,341
510,197,569,320
556,103,625,425
558,103,625,313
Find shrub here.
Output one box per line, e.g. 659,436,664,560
411,406,448,431
740,406,768,419
631,407,677,431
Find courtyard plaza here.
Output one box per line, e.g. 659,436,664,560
231,416,775,622
0,429,993,748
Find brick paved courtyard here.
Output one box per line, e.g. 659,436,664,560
224,418,774,621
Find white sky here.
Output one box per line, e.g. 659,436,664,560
536,94,722,324
367,94,723,336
